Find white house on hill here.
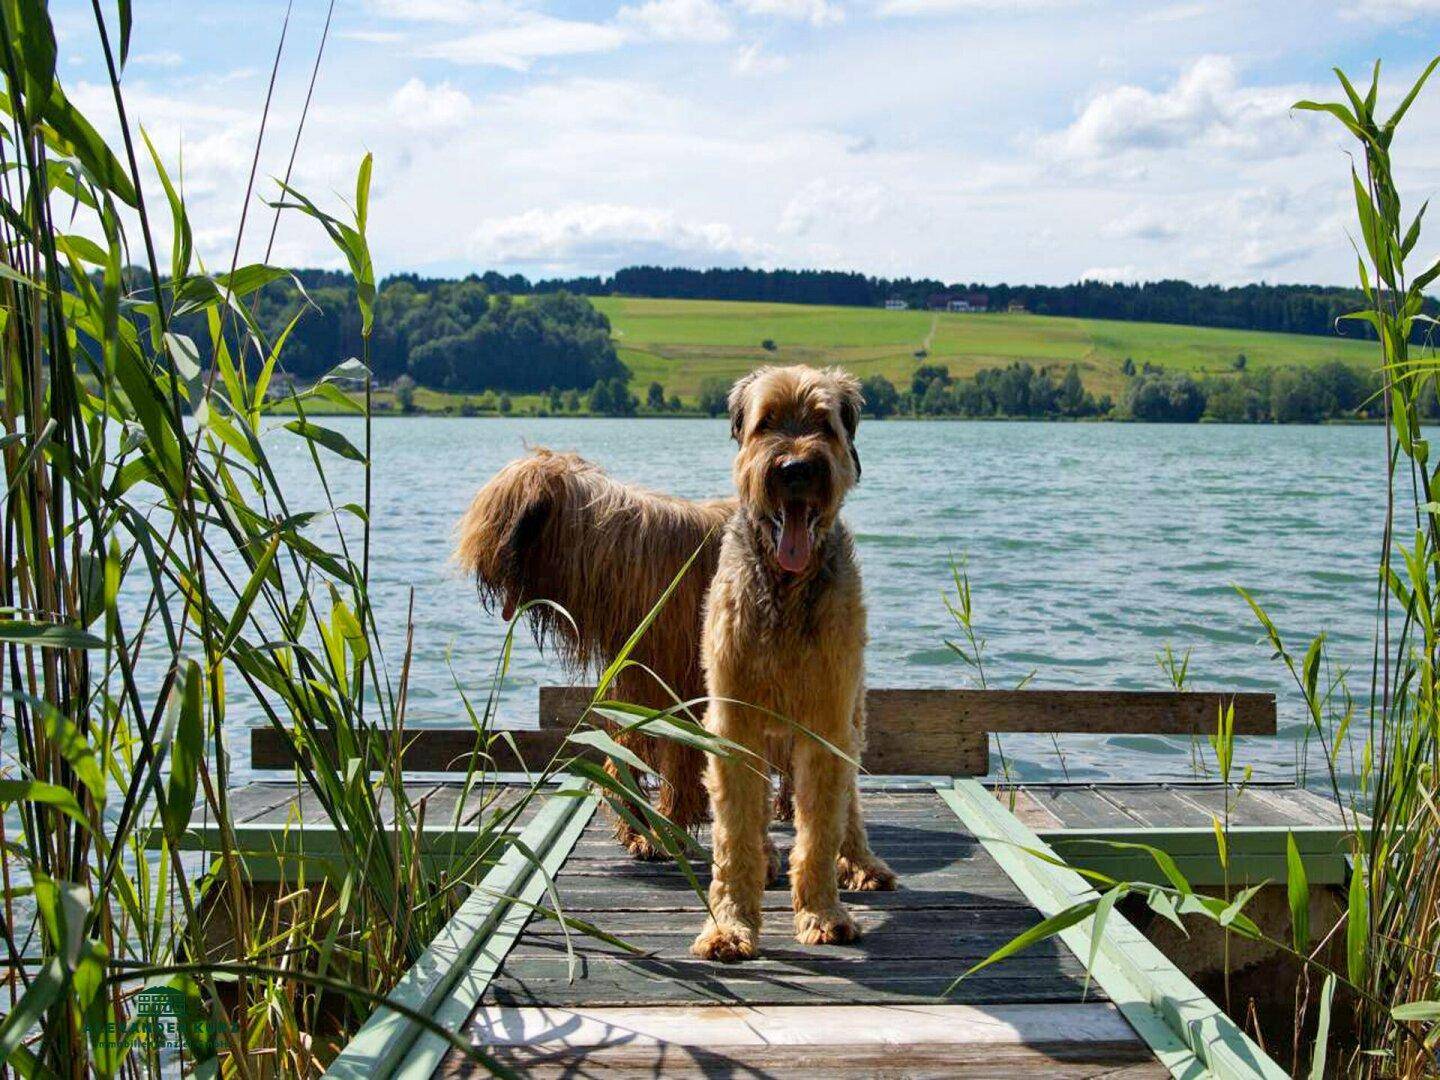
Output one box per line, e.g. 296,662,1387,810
884,297,908,310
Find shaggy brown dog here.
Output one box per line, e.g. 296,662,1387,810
691,365,893,962
453,367,896,910
453,449,730,857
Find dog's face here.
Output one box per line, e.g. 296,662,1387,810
728,365,863,575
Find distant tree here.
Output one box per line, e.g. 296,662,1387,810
479,390,497,411
913,349,928,360
1233,353,1248,371
860,374,899,418
393,374,417,414
1125,372,1206,422
1121,357,1136,377
1057,364,1090,417
1269,369,1323,423
698,377,731,417
547,385,562,411
589,377,636,416
668,394,682,411
912,364,951,397
921,378,951,415
761,338,777,352
563,388,581,412
1203,378,1261,422
647,381,666,410
498,392,512,415
587,379,613,414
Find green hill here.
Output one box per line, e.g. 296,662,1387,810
594,296,1378,401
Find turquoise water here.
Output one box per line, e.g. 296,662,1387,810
254,417,1387,786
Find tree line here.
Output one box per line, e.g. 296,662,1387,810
173,270,626,393
850,360,1396,423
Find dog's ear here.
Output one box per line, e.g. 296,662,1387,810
834,370,863,480
728,370,762,443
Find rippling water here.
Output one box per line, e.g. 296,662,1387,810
248,417,1388,787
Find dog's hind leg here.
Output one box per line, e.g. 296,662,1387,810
836,695,897,892
837,780,897,891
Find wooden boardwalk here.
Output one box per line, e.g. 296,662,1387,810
442,787,1163,1076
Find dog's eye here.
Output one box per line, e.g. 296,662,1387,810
753,415,769,433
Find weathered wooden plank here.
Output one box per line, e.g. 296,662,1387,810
250,726,587,774
444,1002,1163,1080
540,686,1276,735
485,967,1099,1008
252,687,1272,776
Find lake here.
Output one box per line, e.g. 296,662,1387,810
252,417,1387,787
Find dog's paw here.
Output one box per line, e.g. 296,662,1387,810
772,788,794,822
764,838,784,887
691,920,759,962
619,830,669,862
794,905,860,945
837,853,897,892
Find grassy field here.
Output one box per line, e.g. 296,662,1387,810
595,296,1379,401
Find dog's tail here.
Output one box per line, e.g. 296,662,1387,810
454,448,732,699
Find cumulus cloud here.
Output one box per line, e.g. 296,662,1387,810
616,0,733,41
1345,0,1440,19
1041,55,1306,172
471,203,769,273
388,78,474,130
879,0,1079,15
421,14,625,69
130,50,183,67
732,40,789,74
1100,207,1180,242
779,179,885,236
735,0,844,26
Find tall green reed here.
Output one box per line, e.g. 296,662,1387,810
0,3,709,1074
958,56,1440,1078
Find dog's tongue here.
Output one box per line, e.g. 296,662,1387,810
777,501,812,573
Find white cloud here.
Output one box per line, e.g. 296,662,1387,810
340,29,408,44
1100,207,1180,242
732,40,789,74
388,77,473,130
779,179,885,236
130,50,183,67
878,0,1077,15
735,0,844,26
421,14,625,69
1346,0,1440,19
471,203,770,272
366,0,486,23
1041,56,1306,171
617,0,733,41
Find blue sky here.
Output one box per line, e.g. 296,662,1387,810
52,0,1440,285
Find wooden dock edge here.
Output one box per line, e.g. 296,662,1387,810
939,778,1289,1080
324,776,597,1080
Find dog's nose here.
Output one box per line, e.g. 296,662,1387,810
777,458,816,490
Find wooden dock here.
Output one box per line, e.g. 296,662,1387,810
197,687,1359,1078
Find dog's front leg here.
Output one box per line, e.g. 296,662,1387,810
691,701,768,962
790,736,860,945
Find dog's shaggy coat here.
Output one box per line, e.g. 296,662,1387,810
691,366,893,961
454,366,895,954
454,449,731,855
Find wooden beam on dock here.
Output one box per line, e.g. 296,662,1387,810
252,687,1273,778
